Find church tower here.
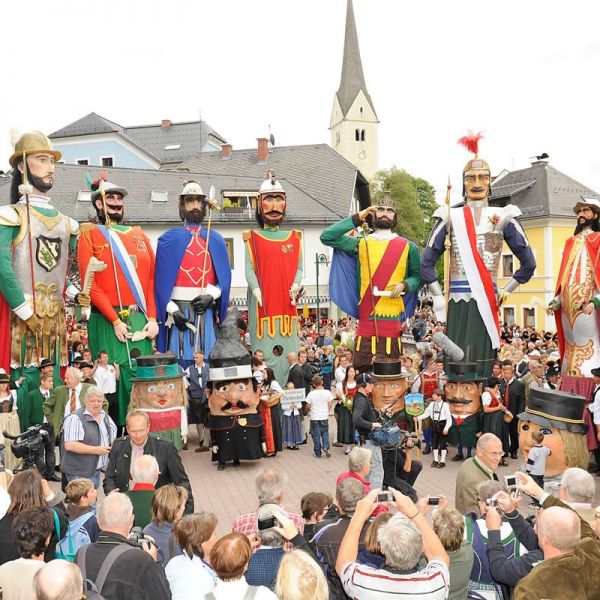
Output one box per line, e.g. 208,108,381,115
330,0,379,181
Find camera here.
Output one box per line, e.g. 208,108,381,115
485,498,499,508
428,496,440,506
3,425,47,472
258,516,277,530
377,491,392,503
504,475,518,489
128,527,157,548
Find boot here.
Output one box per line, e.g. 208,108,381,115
439,450,447,468
431,449,439,468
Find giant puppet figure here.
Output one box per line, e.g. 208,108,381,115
207,308,265,471
549,197,600,379
0,132,82,385
244,172,302,384
155,180,231,366
77,177,158,425
518,385,588,481
321,193,421,372
421,133,536,378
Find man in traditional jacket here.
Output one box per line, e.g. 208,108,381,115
155,181,231,366
244,173,302,384
321,193,421,372
421,133,536,378
77,178,158,425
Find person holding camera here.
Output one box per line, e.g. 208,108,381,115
380,431,423,503
75,492,171,600
0,369,20,472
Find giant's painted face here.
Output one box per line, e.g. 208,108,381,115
208,378,259,416
131,377,186,410
463,168,490,202
259,193,286,226
518,420,566,478
445,381,481,416
372,377,408,415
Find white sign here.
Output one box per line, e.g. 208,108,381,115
281,388,305,411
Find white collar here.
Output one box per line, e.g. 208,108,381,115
18,194,52,207
370,229,397,240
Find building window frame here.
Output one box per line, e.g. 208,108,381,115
100,156,114,167
76,158,89,166
502,254,514,277
523,306,536,328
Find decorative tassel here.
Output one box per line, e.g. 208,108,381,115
18,183,33,196
458,131,484,156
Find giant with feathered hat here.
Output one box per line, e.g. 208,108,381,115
421,132,536,378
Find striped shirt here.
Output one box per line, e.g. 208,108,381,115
340,559,450,600
63,409,117,470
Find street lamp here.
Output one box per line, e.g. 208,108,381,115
315,253,329,323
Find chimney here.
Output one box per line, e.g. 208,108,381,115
257,138,268,162
220,143,232,159
161,119,172,129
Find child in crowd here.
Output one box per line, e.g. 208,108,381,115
305,375,334,458
526,430,551,489
416,388,451,468
282,382,304,451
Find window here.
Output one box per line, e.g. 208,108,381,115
76,159,89,165
361,129,366,141
503,307,515,324
523,307,536,328
224,238,234,269
101,156,114,167
360,106,363,115
77,190,91,202
164,144,182,150
150,191,168,202
222,191,257,214
335,131,340,146
502,255,514,277
355,129,360,141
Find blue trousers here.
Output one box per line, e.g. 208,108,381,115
310,420,330,456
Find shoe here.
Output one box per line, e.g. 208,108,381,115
46,474,61,482
195,445,209,453
438,462,446,468
431,461,439,468
182,442,188,450
500,459,509,467
345,448,352,455
324,450,331,457
300,439,308,445
510,453,518,460
217,463,225,471
332,442,343,447
314,454,321,458
422,447,432,455
452,455,464,462
233,459,240,466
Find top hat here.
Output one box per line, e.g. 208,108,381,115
38,358,55,370
517,384,587,434
591,366,600,378
372,357,406,380
9,131,62,167
131,354,184,382
445,362,485,383
209,308,252,382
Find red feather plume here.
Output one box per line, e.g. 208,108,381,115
457,131,484,156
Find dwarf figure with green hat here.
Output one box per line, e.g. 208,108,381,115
128,354,188,451
207,308,265,471
0,131,85,390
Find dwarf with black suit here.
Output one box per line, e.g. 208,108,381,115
500,361,526,458
103,409,194,513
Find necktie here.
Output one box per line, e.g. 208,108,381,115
504,380,510,405
69,389,76,412
493,472,499,481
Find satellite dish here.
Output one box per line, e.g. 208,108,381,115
269,133,276,146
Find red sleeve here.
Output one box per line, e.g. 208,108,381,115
144,233,157,319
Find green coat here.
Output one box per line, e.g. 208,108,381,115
448,412,482,449
22,388,46,430
42,383,107,433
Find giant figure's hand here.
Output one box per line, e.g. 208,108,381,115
252,288,263,307
172,310,190,331
432,295,446,323
25,314,42,336
390,282,405,298
143,320,159,339
113,321,132,343
191,294,214,314
358,206,377,223
289,283,300,306
75,292,91,308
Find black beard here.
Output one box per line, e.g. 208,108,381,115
184,207,206,224
262,213,284,227
374,217,394,230
574,217,599,235
29,173,53,194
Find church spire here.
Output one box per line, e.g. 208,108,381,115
336,0,377,118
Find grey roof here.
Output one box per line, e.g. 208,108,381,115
336,0,377,118
0,146,368,225
49,113,227,166
491,160,600,218
170,143,371,218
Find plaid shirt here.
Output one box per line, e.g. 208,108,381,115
232,508,304,552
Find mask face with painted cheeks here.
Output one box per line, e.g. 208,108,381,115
445,381,482,416
463,169,490,202
208,378,260,416
132,378,186,410
259,193,286,226
372,377,408,415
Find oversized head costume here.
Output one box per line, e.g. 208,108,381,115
129,353,188,451
207,308,264,467
371,357,409,421
518,385,588,478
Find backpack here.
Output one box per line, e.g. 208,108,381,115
56,511,94,562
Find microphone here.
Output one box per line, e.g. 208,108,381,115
2,431,19,440
432,332,465,362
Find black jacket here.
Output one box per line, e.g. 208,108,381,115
103,435,194,514
287,363,305,390
499,378,526,415
352,392,378,437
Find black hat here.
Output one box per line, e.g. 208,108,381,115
79,361,93,369
0,369,9,384
517,384,587,434
445,362,485,383
356,372,375,386
591,366,600,377
372,357,407,380
545,364,560,378
131,354,184,382
209,308,252,382
39,358,55,370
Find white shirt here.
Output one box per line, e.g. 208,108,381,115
335,365,347,385
417,400,451,425
306,388,333,420
209,577,277,600
94,363,117,394
165,554,216,600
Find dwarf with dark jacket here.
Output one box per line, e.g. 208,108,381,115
207,308,265,471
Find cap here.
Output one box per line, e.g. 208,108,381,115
356,372,375,386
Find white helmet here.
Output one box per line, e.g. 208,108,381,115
180,180,205,197
259,171,285,195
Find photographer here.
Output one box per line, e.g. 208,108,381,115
76,492,171,600
381,432,422,503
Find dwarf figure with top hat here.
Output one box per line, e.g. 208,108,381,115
445,362,485,462
0,132,82,385
128,354,188,451
77,176,158,427
244,172,302,385
207,308,265,471
155,180,231,366
321,192,421,372
548,196,600,380
518,385,588,481
421,133,536,378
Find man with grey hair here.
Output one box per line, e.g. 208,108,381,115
127,455,159,528
33,559,83,600
61,385,117,488
558,467,596,523
232,468,304,548
75,493,171,600
336,487,449,599
455,433,502,515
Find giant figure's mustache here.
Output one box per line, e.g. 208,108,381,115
221,400,250,411
447,398,473,404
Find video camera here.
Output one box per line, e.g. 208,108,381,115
3,425,48,472
370,421,421,449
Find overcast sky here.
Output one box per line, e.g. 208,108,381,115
1,0,599,205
